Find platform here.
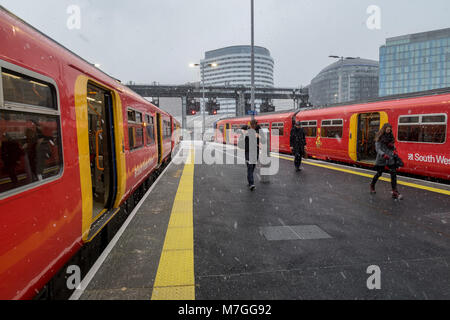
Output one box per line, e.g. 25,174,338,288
74,141,450,300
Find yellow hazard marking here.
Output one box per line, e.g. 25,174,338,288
273,154,450,196
151,148,195,300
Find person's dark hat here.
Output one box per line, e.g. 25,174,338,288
241,125,249,130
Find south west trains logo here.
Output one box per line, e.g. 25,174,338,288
408,153,450,165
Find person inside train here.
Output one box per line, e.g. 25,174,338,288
290,121,306,172
370,123,403,200
23,127,38,182
25,120,52,181
1,132,24,188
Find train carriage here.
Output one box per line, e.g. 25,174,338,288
215,111,296,153
255,112,296,153
215,92,450,181
296,95,450,180
0,7,179,299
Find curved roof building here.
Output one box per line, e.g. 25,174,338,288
201,45,274,88
309,58,379,107
200,45,274,114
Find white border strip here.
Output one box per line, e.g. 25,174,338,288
69,147,184,300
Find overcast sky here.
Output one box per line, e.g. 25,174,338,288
1,0,449,87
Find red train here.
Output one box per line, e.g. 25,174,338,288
0,7,180,299
215,92,450,181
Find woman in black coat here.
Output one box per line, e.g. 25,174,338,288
370,123,403,199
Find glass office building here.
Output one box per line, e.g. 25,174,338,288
379,28,450,96
201,45,274,114
309,58,379,107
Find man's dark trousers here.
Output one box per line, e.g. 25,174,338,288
294,149,303,169
247,162,256,185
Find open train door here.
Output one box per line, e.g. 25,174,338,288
86,83,117,216
170,116,174,152
348,111,388,163
156,113,163,165
76,79,121,241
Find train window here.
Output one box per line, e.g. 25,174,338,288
163,120,171,139
127,108,144,150
399,116,419,124
301,120,317,137
146,114,155,145
421,124,446,143
2,69,57,110
232,124,240,133
321,119,343,138
128,128,144,150
135,112,144,146
398,114,446,144
135,127,144,146
305,127,317,137
271,122,284,136
127,109,135,122
422,115,446,123
0,69,62,197
259,123,270,129
136,112,142,123
128,127,134,149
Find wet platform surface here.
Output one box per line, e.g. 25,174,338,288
77,141,450,300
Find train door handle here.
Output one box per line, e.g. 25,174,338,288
95,130,104,171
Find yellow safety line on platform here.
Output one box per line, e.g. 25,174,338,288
273,154,450,196
151,147,195,300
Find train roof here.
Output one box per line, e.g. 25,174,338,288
216,109,297,123
309,86,450,110
0,7,118,81
219,87,450,123
296,86,450,118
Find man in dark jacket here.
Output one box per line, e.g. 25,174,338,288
290,121,306,171
242,120,262,191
